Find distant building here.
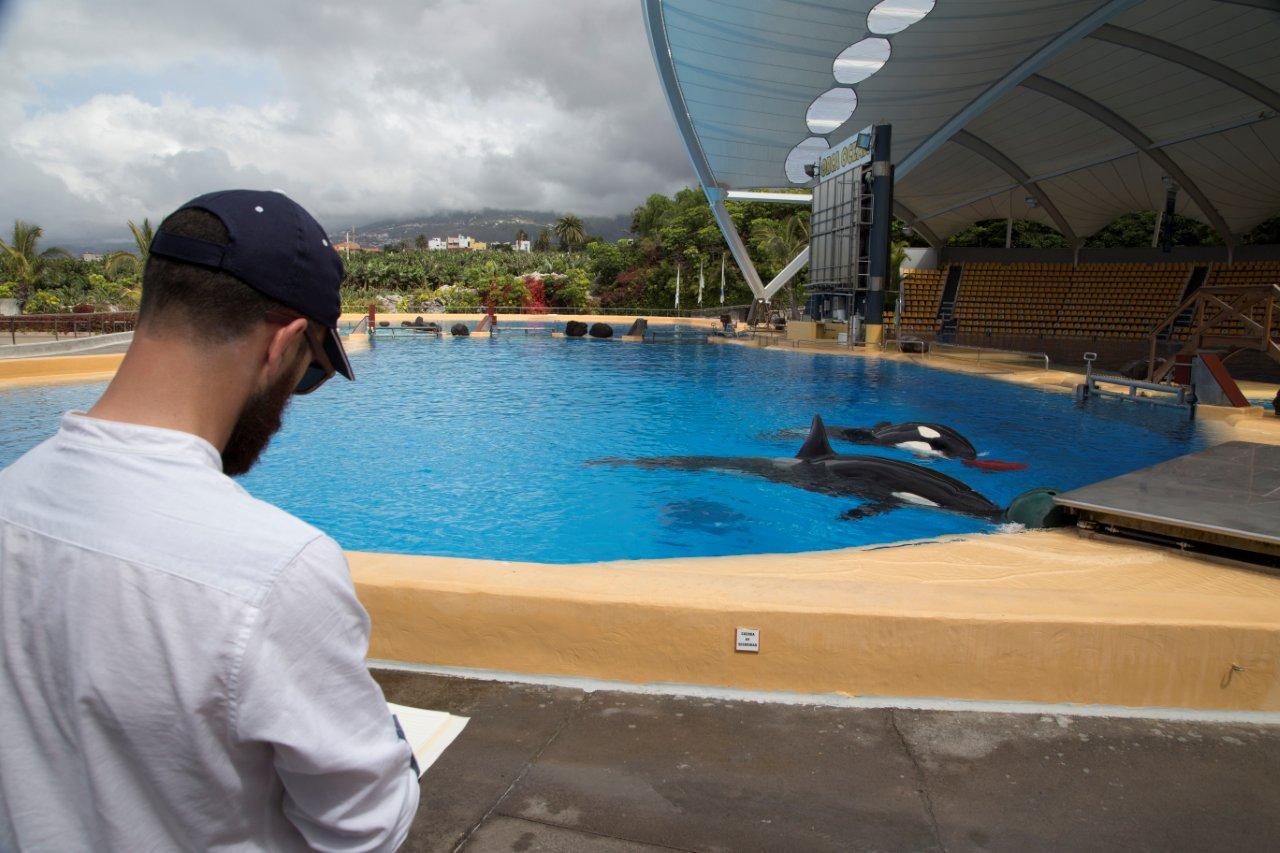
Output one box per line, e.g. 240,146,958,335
332,240,363,253
467,240,488,252
81,252,103,262
446,234,471,251
427,237,446,251
514,240,532,253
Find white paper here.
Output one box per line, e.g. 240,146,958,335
389,702,469,778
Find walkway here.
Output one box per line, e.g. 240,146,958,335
374,670,1280,852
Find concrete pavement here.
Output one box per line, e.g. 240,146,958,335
373,670,1280,853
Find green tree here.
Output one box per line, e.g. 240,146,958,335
553,214,585,254
947,218,1068,249
414,233,429,250
0,221,69,306
104,218,154,279
1084,211,1222,248
534,227,552,252
515,228,529,244
749,213,810,315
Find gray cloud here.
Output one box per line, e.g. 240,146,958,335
0,0,693,248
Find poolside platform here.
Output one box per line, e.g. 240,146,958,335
1057,441,1280,562
351,528,1280,715
375,669,1280,852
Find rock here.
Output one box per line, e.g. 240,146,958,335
589,322,614,339
413,316,425,326
625,318,649,337
564,321,589,337
450,323,470,337
378,321,390,327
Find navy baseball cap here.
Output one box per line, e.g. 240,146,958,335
148,189,353,383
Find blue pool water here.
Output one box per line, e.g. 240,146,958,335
0,335,1206,562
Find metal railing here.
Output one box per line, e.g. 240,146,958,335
1075,352,1193,411
4,311,139,345
921,341,1051,372
340,304,750,318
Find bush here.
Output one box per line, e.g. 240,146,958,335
23,290,64,314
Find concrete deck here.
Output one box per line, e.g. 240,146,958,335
375,669,1280,852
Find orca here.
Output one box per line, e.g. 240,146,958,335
768,421,977,460
595,415,1004,522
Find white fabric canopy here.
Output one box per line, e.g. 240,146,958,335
644,0,1280,247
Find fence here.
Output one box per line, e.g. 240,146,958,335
4,312,139,345
341,303,752,319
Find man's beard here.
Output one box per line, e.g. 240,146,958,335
221,366,298,476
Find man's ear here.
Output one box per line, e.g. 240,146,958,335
261,317,308,387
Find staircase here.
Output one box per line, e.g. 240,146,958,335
936,265,963,340
1162,265,1209,341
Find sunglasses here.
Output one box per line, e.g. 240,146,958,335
265,310,336,395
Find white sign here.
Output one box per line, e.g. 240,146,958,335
819,125,873,182
735,627,760,653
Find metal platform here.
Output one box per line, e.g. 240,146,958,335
1055,441,1280,562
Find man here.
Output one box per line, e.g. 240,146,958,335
0,191,420,851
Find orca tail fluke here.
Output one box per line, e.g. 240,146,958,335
796,415,836,461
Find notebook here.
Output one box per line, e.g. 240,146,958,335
389,702,469,778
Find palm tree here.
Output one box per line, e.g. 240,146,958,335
533,227,552,252
750,213,809,317
104,218,154,279
553,214,585,255
515,228,529,244
128,218,153,260
0,220,69,304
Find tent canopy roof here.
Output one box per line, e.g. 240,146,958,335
644,0,1280,246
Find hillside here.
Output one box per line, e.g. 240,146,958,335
328,209,633,247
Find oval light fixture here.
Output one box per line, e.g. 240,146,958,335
867,0,934,35
833,37,890,84
806,88,858,134
785,137,830,184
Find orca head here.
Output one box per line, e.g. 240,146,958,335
796,415,836,461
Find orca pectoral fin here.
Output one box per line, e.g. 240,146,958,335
840,502,893,521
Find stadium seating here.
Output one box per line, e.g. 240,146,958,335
893,268,945,336
893,260,1279,343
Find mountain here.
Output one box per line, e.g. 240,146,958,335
327,209,633,247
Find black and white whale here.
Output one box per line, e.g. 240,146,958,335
595,415,1005,522
766,420,977,460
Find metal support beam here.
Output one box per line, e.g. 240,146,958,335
893,201,941,248
642,0,766,298
1022,74,1236,246
896,0,1143,179
1090,25,1280,112
725,191,812,205
761,246,810,301
864,124,893,342
951,130,1080,245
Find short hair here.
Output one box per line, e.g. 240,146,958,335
138,208,286,343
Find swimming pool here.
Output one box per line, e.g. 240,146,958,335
0,335,1206,562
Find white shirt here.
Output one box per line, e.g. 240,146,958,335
0,413,419,852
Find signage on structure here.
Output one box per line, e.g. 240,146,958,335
818,125,874,182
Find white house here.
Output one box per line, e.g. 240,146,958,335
514,240,532,253
446,234,472,250
427,237,446,251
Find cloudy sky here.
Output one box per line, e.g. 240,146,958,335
0,0,693,248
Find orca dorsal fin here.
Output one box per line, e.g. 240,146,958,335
796,415,836,461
